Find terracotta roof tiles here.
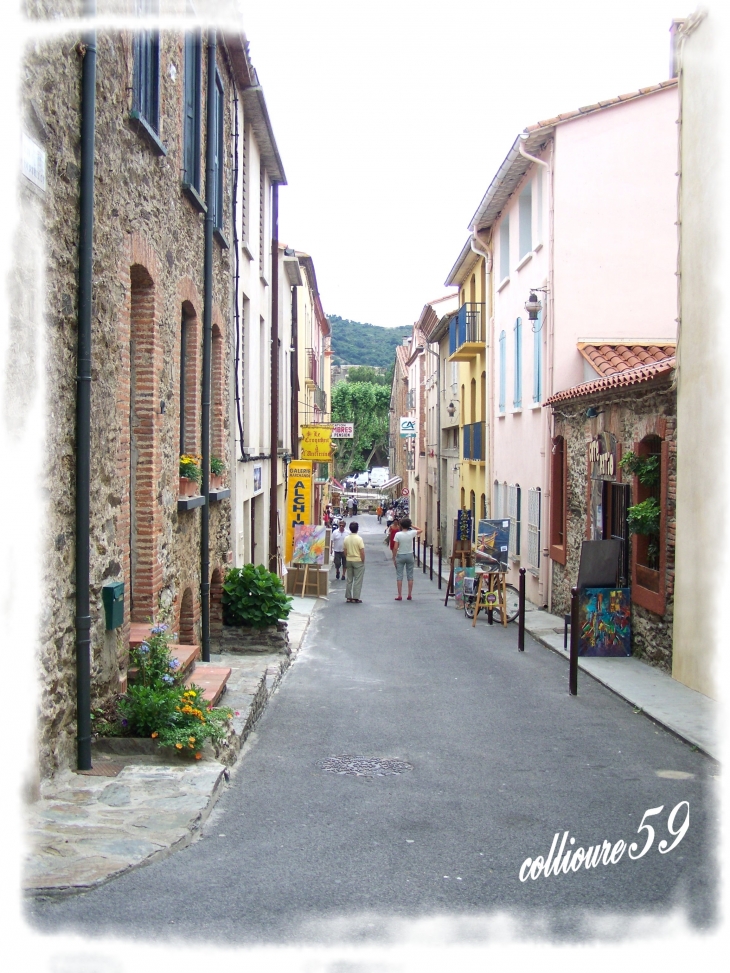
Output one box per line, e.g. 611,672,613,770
545,357,675,406
578,341,676,377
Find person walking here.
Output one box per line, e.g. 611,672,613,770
344,521,366,603
346,495,354,518
385,506,394,529
376,503,383,524
392,517,422,601
331,520,347,581
352,497,358,517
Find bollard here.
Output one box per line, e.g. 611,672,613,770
518,567,526,651
429,545,433,581
569,585,579,695
438,549,442,590
423,542,427,574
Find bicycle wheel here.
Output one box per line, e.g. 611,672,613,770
495,583,520,623
464,599,475,619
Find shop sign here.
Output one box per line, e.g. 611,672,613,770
589,432,617,481
301,424,332,462
285,461,313,563
400,417,416,438
331,423,354,439
456,509,473,541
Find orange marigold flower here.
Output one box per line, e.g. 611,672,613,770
195,753,202,759
151,732,158,739
175,743,183,750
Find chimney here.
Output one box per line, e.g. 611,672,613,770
669,19,685,79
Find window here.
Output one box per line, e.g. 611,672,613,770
212,69,225,234
241,125,250,248
182,32,202,196
508,484,521,556
519,183,532,259
549,436,567,564
527,487,541,570
480,493,487,519
631,434,667,614
533,310,542,403
499,331,506,413
493,480,502,519
499,218,510,281
513,317,522,409
259,167,267,278
131,0,164,152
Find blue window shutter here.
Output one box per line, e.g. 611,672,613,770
215,72,224,229
533,311,542,403
514,317,522,409
183,34,201,190
499,331,506,413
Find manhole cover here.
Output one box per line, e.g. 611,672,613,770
75,763,125,777
320,754,413,777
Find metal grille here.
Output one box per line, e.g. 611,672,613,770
527,487,541,569
609,482,630,586
406,389,416,409
320,755,413,778
508,484,521,555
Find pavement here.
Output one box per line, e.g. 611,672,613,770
22,603,315,896
27,514,719,944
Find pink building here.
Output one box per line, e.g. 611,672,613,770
471,80,679,607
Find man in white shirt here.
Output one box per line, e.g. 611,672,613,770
331,520,347,580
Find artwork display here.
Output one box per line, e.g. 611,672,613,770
285,461,313,563
475,519,510,572
291,524,327,565
578,587,631,657
453,566,475,610
456,509,473,542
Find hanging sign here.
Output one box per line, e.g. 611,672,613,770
331,423,354,439
456,509,473,542
400,417,416,438
589,432,617,481
300,424,332,462
286,461,313,563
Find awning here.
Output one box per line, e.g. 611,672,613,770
380,476,403,491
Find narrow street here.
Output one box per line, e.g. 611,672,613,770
28,514,718,945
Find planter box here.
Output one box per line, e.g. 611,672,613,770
210,473,225,490
179,476,200,498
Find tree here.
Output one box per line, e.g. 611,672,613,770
346,366,388,386
331,381,391,479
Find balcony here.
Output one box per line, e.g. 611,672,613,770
305,348,318,387
448,304,485,361
313,385,327,414
462,421,486,462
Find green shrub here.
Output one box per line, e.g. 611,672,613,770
627,497,660,536
222,563,293,628
118,685,183,737
619,451,660,487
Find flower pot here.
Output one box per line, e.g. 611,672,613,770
179,476,199,498
210,474,224,491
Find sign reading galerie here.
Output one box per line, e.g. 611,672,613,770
300,425,333,462
285,461,313,563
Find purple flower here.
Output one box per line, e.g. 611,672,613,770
169,659,181,670
162,675,174,685
151,624,168,635
138,642,150,655
121,719,128,727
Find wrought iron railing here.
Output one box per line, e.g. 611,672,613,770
462,422,485,461
449,303,485,355
313,385,327,413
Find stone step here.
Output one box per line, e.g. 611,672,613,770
127,643,200,683
184,664,231,707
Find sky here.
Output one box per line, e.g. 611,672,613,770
237,0,688,329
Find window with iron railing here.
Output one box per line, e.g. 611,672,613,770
449,303,485,354
508,483,521,556
314,386,327,413
462,422,485,461
527,487,541,569
406,389,416,409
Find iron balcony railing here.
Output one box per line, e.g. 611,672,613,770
313,385,327,413
305,348,318,385
462,421,485,461
449,303,485,355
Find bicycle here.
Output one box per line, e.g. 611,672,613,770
463,576,520,623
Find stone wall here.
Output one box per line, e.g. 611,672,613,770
21,20,235,777
550,382,676,672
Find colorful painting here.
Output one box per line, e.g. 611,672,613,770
456,509,473,542
292,524,327,565
578,587,631,657
475,519,510,572
453,566,475,610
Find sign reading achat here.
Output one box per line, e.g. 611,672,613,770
285,461,313,563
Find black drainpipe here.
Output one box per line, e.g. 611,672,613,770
75,1,96,771
201,29,216,662
291,284,298,459
268,185,279,573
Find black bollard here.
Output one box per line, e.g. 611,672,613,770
438,549,442,590
569,585,579,695
423,542,427,574
518,567,526,651
429,545,433,581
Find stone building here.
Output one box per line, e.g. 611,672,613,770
388,342,409,495
18,3,272,778
546,349,676,671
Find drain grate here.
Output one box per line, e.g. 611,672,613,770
75,763,125,777
320,754,413,778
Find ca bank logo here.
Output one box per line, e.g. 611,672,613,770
399,417,416,438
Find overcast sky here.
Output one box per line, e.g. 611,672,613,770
238,0,687,329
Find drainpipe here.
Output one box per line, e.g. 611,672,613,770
291,283,299,459
201,29,216,661
75,1,96,772
268,185,280,573
519,134,554,609
469,232,492,515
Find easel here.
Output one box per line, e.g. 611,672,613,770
444,519,475,607
472,570,507,627
288,562,327,597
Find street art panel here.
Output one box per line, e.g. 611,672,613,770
578,587,631,656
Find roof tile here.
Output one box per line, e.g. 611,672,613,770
545,357,675,406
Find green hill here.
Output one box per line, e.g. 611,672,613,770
328,315,411,368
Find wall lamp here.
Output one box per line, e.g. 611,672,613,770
585,406,603,419
447,401,459,418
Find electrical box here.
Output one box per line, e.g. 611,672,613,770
102,581,124,630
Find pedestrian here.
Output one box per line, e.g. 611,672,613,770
346,495,354,518
392,517,422,601
385,506,394,529
344,521,365,603
376,503,383,524
331,520,347,581
388,517,401,554
352,497,358,517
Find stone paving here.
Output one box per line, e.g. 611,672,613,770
23,606,316,896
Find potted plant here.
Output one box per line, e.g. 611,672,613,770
179,453,202,497
210,456,225,490
627,497,660,570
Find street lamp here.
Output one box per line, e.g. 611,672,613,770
525,289,547,332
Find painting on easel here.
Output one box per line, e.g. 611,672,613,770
453,566,475,609
475,519,510,572
292,524,327,564
578,587,631,656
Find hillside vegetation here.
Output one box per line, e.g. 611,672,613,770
328,314,410,368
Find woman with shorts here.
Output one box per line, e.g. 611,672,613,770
391,517,422,601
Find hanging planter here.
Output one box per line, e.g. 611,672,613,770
210,456,225,490
179,454,202,497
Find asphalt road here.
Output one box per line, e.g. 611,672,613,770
28,514,719,946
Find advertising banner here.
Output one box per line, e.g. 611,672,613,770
286,461,313,563
399,417,416,438
301,425,333,462
331,422,354,439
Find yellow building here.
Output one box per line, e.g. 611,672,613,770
444,236,492,542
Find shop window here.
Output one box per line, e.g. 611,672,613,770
549,435,567,565
631,434,667,615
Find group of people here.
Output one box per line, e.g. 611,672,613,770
329,509,422,603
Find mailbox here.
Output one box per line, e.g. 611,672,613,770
102,581,124,630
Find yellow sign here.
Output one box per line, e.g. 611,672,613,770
285,461,313,564
301,424,332,462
